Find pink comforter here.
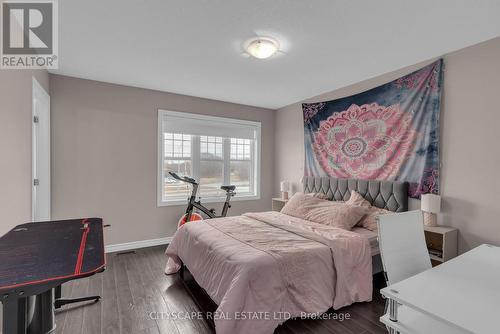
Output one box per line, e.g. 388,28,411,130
165,211,372,334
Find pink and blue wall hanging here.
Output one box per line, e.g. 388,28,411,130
303,60,443,198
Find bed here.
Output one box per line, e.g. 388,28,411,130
302,176,408,273
165,176,407,334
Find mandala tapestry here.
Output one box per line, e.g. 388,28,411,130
303,60,443,198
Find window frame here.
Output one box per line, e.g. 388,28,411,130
157,110,261,207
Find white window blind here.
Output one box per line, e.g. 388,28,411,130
157,110,261,206
162,111,258,140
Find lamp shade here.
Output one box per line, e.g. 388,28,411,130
421,193,441,213
280,181,289,192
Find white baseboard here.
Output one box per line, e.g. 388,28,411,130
105,237,172,253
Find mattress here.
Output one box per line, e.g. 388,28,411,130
352,227,379,255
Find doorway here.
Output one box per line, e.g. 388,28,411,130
32,78,51,221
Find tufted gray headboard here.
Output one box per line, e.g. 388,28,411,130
302,176,408,212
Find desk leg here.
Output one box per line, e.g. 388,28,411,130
27,289,55,334
2,297,28,334
179,263,185,280
388,298,399,334
55,285,62,300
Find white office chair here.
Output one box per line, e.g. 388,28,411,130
377,210,432,333
377,210,431,286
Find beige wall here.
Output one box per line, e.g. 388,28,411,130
0,70,49,235
50,74,274,245
274,36,500,254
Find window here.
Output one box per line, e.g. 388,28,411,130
199,135,224,197
230,138,253,194
158,110,261,205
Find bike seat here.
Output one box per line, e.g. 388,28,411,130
220,185,236,192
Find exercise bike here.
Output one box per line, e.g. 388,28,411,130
168,172,236,226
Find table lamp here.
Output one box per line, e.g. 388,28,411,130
280,181,290,200
421,193,441,227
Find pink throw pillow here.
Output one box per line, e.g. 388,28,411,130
346,191,391,231
281,192,368,230
305,192,329,200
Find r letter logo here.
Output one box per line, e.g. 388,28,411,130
1,0,58,69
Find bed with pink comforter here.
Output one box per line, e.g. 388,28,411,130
165,211,372,334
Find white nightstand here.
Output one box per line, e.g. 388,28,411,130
424,225,458,266
272,198,288,211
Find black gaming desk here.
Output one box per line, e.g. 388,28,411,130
0,218,106,334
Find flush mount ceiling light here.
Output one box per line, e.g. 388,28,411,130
244,37,280,59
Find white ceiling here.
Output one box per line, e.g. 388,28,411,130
52,0,500,109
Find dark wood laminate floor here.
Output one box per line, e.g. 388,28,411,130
1,246,388,334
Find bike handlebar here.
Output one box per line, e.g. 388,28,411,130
168,172,197,185
168,172,235,195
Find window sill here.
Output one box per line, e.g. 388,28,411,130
158,194,261,207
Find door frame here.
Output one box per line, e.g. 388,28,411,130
32,77,51,221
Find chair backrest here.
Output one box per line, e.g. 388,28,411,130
377,210,432,285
